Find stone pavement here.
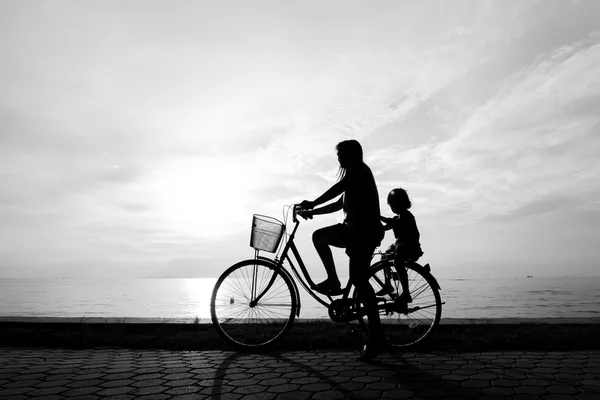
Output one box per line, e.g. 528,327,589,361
0,347,599,399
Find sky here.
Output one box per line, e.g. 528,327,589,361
1,0,599,281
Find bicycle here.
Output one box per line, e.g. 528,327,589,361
210,205,443,350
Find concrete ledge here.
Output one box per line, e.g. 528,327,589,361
2,316,599,324
1,317,599,352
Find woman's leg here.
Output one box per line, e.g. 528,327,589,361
312,224,347,286
350,251,385,344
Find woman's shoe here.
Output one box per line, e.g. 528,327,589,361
314,280,343,296
399,292,412,303
393,292,412,313
357,338,390,362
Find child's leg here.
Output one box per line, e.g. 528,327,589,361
375,264,394,296
383,265,392,287
393,251,411,300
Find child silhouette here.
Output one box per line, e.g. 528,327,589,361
380,188,423,311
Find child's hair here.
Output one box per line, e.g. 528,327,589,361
387,188,411,210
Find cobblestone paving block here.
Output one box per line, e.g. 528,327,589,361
276,391,312,400
61,386,102,397
165,385,202,395
382,388,413,398
462,378,492,388
266,383,301,394
1,348,598,399
367,381,396,391
234,384,270,395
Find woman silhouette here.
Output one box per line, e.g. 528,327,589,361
300,139,386,360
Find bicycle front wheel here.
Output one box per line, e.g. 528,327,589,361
355,261,442,348
210,259,297,349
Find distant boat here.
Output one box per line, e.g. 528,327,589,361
527,275,533,278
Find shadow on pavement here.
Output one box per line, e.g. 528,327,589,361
370,351,482,399
206,349,482,399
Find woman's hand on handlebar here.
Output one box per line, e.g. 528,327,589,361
292,203,312,222
298,209,314,220
295,201,314,221
299,200,315,210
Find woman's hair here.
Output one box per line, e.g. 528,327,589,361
388,188,411,210
336,139,364,180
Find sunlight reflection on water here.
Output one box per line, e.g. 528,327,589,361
1,276,598,320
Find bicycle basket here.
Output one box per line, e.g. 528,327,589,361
250,214,285,253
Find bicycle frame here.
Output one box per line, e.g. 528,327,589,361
253,207,354,317
250,206,442,321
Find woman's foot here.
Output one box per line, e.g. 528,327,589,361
314,280,343,295
357,337,390,361
376,282,395,296
393,292,412,313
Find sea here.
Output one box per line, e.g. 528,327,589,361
1,276,599,322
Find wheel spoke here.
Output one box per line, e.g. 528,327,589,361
210,260,296,349
357,261,442,348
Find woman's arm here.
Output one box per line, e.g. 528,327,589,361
301,176,348,210
313,179,346,207
380,215,393,224
380,215,394,231
312,196,343,216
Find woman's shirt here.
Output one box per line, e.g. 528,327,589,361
341,163,381,232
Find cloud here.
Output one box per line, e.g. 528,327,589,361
414,33,600,221
493,195,582,220
1,1,599,279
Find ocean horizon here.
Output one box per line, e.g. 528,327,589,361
1,276,599,321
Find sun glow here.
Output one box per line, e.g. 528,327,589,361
182,278,216,320
149,157,253,239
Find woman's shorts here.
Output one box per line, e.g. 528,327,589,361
317,223,384,258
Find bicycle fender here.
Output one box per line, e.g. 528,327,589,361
418,263,442,291
283,268,302,317
254,256,302,317
255,255,279,267
374,259,442,291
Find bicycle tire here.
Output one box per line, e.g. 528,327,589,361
354,261,442,348
210,259,297,349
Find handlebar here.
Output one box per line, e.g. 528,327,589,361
292,204,302,223
292,204,312,224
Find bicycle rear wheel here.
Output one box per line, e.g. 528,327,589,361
210,259,297,349
355,261,442,348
